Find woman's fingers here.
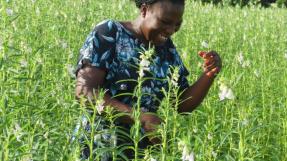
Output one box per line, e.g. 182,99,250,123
204,62,216,71
204,58,221,69
198,51,207,58
199,51,219,64
204,57,215,66
199,50,222,77
206,67,220,77
199,51,214,59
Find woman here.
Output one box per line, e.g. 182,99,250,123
75,0,222,160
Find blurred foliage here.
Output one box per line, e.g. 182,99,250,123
193,0,287,7
276,0,287,7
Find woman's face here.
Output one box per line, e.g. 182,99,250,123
140,1,184,46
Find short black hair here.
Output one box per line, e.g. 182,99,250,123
134,0,185,8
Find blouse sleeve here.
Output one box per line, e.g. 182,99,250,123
75,20,117,76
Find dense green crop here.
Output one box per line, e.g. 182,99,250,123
0,0,286,160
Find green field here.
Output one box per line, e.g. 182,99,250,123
1,0,287,160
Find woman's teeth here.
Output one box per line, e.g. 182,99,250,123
159,34,167,41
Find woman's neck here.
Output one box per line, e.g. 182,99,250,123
121,18,149,46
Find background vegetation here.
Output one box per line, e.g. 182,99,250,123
194,0,287,8
0,0,286,160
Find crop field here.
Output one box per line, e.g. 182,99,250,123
0,0,287,160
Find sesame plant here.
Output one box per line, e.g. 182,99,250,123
0,0,287,161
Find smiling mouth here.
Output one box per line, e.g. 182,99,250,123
159,34,168,42
150,33,169,45
159,34,167,40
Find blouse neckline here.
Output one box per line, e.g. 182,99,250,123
113,20,154,49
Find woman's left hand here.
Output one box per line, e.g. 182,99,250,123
198,51,222,78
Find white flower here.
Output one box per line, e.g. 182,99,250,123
27,47,32,53
219,84,235,101
182,146,194,161
242,60,250,68
170,67,180,87
36,119,45,128
178,140,194,161
96,99,105,114
284,52,287,59
61,41,68,49
139,69,145,77
94,134,101,142
119,84,127,90
20,59,28,67
15,123,21,132
13,123,23,142
36,57,43,64
138,49,153,77
68,51,74,59
254,69,260,77
81,116,88,127
237,52,250,68
201,41,209,48
197,62,202,69
44,132,48,139
218,27,223,33
36,7,40,16
243,34,247,41
242,119,249,126
237,52,244,65
182,52,187,59
77,15,83,22
243,11,248,17
16,135,22,142
171,79,178,87
140,59,150,67
6,8,13,16
144,149,154,161
211,151,217,158
150,158,157,161
118,2,123,10
178,140,185,148
12,21,17,30
193,128,198,133
66,64,75,78
207,133,213,140
22,155,33,161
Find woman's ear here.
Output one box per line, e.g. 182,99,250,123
140,3,149,18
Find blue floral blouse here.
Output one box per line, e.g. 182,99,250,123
76,19,189,112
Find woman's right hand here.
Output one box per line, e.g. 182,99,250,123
140,113,162,144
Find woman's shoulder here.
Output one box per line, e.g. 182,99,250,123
93,19,119,33
92,19,132,40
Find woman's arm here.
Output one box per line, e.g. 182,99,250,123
76,65,162,131
76,65,134,124
178,72,215,113
178,51,222,113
